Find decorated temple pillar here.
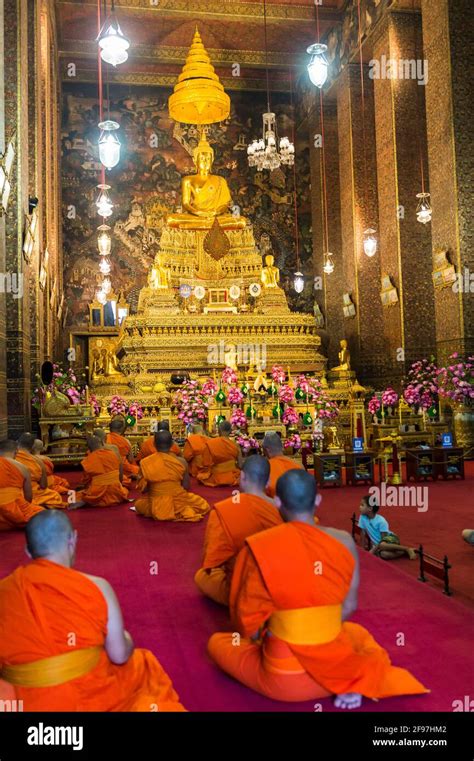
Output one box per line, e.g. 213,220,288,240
372,10,436,383
336,64,385,386
0,0,7,436
421,0,474,362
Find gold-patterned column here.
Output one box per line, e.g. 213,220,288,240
336,64,385,385
372,10,436,379
421,0,474,362
0,0,7,436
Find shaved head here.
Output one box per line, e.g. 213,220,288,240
241,455,270,490
157,420,170,431
18,433,36,452
276,469,317,514
26,510,75,560
86,435,102,452
218,420,232,435
109,418,125,433
191,424,203,434
0,439,18,455
93,428,106,443
154,430,172,452
32,439,44,454
262,432,282,455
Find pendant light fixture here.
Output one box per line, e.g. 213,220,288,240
97,1,130,67
96,184,114,218
98,119,121,169
306,2,329,89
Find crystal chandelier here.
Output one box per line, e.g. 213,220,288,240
96,184,114,218
248,112,294,171
293,271,304,293
97,4,129,67
97,224,112,256
363,228,377,258
98,120,121,170
99,258,111,275
307,43,329,88
416,192,432,224
323,251,334,274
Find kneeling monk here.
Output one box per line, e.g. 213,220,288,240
183,424,208,478
263,431,302,498
0,511,185,711
195,455,281,606
80,435,129,508
31,439,70,495
16,434,65,508
197,421,242,487
106,418,138,485
208,469,427,708
135,431,209,522
136,421,181,462
0,439,44,530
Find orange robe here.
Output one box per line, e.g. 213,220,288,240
135,452,210,522
0,559,185,711
208,522,427,702
183,434,207,478
42,456,70,495
106,432,139,483
197,437,240,487
136,436,181,463
15,450,65,508
194,493,282,605
266,454,303,498
0,459,44,531
81,450,129,507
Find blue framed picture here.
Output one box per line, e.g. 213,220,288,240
441,432,453,448
353,437,364,452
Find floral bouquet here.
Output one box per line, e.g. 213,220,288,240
89,393,101,417
278,385,294,404
221,366,238,385
109,395,128,416
367,395,381,416
128,402,144,420
402,358,439,410
271,364,286,384
236,433,260,452
284,433,302,451
173,380,209,425
32,362,86,412
227,386,244,406
437,354,474,406
282,407,299,425
381,387,399,408
230,407,247,429
201,378,218,398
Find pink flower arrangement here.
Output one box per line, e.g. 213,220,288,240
278,385,294,404
284,433,302,451
271,364,286,384
128,403,144,420
402,358,439,409
201,379,218,397
368,396,381,415
173,380,209,425
282,407,299,425
315,398,339,420
109,395,128,416
312,430,325,442
227,386,244,405
89,393,100,416
437,354,474,406
230,408,247,429
236,434,260,451
381,387,399,407
32,362,86,412
221,366,238,385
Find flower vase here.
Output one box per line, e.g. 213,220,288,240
453,404,474,451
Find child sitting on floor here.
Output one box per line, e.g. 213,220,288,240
358,495,417,560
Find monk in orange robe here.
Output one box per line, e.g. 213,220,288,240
32,439,70,495
137,421,181,462
263,431,303,498
183,424,208,477
135,431,209,522
106,418,139,485
79,435,129,508
194,454,281,605
196,420,242,487
208,469,428,708
16,434,65,508
0,510,185,711
93,427,122,463
0,439,44,530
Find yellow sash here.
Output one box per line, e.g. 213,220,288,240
91,470,120,487
149,481,183,497
0,487,23,505
268,604,342,645
0,646,102,688
212,460,237,474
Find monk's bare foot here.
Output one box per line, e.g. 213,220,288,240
129,505,136,512
407,548,417,560
334,693,362,710
127,498,135,503
67,501,86,511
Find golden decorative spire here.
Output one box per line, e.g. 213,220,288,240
168,28,230,125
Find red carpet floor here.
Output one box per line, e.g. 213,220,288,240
0,469,473,712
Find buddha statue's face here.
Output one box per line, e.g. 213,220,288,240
341,340,348,348
195,149,213,175
265,254,274,266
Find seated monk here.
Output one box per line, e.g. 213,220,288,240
0,510,185,711
137,421,181,463
79,435,129,508
194,455,281,606
31,439,70,495
208,470,428,708
93,427,122,464
263,431,303,498
16,433,65,508
0,439,44,530
197,421,242,487
135,431,210,522
183,424,208,478
106,418,139,485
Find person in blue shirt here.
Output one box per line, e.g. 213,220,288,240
358,495,416,560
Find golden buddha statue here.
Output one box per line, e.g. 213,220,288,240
332,339,351,372
167,134,246,230
261,254,280,288
148,255,170,289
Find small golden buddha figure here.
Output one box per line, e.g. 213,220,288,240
332,339,351,373
167,134,246,230
148,255,170,289
253,364,268,392
102,348,122,377
261,254,280,288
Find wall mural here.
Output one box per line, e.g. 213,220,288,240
61,84,313,328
